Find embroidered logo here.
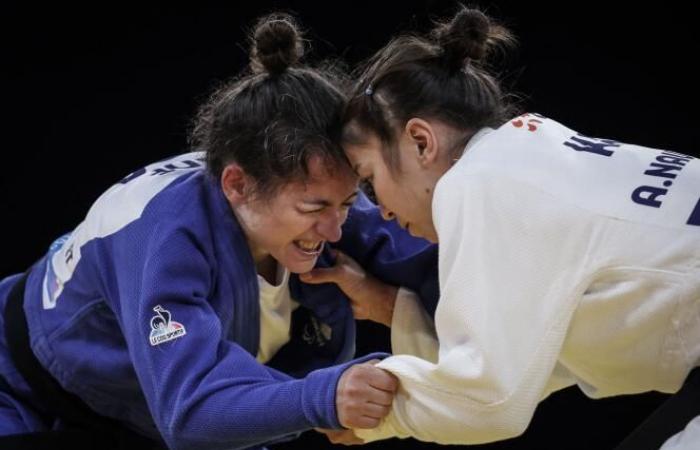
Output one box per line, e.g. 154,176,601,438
149,305,186,346
302,315,332,347
511,112,544,132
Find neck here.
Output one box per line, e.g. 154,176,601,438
243,234,273,274
447,129,474,162
231,203,271,265
255,254,278,284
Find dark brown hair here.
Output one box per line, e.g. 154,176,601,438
190,13,349,199
342,5,518,168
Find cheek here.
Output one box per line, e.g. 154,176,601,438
375,175,402,205
256,211,294,244
337,208,351,225
280,212,316,239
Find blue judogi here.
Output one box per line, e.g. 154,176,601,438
0,152,438,449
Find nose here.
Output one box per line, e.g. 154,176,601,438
379,204,395,221
316,209,344,243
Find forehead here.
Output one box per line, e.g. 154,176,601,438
285,154,357,196
343,133,384,165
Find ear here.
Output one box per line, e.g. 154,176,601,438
405,118,439,167
220,163,251,206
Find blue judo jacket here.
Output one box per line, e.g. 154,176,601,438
0,152,438,449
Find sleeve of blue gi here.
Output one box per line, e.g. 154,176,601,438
117,223,376,450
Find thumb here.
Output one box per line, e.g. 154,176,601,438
327,247,340,262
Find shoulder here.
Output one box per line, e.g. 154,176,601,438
83,152,207,235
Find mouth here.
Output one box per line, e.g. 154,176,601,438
293,240,324,256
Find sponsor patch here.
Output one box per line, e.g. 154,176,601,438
149,305,186,346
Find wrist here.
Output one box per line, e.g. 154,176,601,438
373,281,398,327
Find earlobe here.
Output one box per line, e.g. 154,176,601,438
405,118,437,166
221,164,248,205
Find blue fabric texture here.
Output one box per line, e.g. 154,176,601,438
0,153,439,449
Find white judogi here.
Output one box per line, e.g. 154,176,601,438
357,115,700,447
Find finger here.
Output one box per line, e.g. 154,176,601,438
365,387,395,407
367,368,399,393
299,266,342,284
345,436,365,445
350,415,381,430
360,402,392,419
321,430,343,442
334,434,365,446
335,248,356,263
328,435,363,446
324,429,365,445
327,433,345,444
328,247,340,261
336,251,365,274
326,434,342,445
350,303,369,319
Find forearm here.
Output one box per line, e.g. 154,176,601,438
368,277,398,327
354,355,534,445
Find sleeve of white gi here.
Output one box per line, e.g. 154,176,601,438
355,173,595,445
660,415,700,450
390,288,438,362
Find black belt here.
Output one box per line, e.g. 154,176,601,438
615,366,700,450
2,273,161,448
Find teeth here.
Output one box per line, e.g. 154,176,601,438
296,240,322,251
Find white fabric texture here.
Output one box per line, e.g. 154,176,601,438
356,116,700,445
390,288,438,362
256,264,298,364
660,415,700,450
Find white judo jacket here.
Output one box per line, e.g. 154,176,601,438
357,114,700,445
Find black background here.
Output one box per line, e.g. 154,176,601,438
2,2,696,449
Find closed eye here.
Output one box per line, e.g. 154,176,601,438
360,178,376,203
297,191,359,214
297,206,325,214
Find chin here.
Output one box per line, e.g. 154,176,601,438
411,226,438,243
281,257,319,275
425,230,440,243
407,225,424,240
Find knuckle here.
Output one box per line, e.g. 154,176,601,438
365,417,380,429
384,373,398,386
345,384,360,397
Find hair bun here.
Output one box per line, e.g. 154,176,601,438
250,13,304,75
433,7,511,69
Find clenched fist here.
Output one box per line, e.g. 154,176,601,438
335,360,398,429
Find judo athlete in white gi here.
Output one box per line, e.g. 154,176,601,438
302,6,700,449
0,14,440,450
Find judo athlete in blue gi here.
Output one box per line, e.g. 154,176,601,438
0,14,438,450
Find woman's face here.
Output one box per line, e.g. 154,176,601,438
226,155,358,274
344,130,440,243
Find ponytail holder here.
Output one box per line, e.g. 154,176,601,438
364,84,374,96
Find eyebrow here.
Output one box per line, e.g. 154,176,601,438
303,191,359,206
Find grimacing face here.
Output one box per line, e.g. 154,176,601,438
344,132,439,243
232,156,359,273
